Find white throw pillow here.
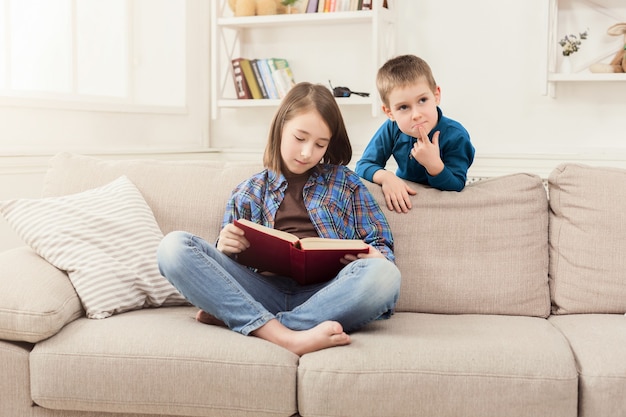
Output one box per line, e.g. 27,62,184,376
0,175,187,319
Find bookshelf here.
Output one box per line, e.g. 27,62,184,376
210,0,396,119
544,0,626,97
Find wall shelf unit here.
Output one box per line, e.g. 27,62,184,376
545,0,626,97
210,0,396,119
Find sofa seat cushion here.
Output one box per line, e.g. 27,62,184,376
549,314,626,417
30,306,298,417
364,173,550,317
549,163,626,314
298,312,578,417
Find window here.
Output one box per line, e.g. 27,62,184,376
0,0,186,111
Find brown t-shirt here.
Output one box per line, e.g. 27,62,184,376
274,172,318,239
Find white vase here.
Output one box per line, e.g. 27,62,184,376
560,56,572,74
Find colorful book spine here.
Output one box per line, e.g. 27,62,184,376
271,58,296,98
238,58,263,99
250,59,269,99
231,58,252,99
306,0,319,13
257,59,280,99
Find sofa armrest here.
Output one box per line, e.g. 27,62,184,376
0,246,83,343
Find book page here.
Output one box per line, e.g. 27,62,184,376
299,238,368,251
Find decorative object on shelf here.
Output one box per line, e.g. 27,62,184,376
560,56,572,74
328,80,369,97
281,0,301,14
228,0,286,16
589,23,626,74
559,29,588,56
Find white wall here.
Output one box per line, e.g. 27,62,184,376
212,0,626,173
2,0,626,251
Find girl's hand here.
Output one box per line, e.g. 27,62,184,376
340,245,385,265
217,223,250,256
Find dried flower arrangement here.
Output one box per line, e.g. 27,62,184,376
559,30,589,56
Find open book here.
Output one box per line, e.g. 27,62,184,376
234,219,369,285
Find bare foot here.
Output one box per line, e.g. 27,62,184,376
252,319,351,356
195,309,227,327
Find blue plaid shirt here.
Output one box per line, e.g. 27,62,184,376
223,164,395,262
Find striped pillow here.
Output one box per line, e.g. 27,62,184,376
0,176,188,319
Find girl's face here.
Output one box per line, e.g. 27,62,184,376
382,79,441,139
280,110,331,175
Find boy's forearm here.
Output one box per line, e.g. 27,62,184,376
372,169,395,186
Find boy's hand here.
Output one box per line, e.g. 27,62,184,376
374,170,417,213
217,223,250,255
411,127,444,176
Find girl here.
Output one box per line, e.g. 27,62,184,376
157,82,401,356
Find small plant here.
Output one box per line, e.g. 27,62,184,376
559,30,588,56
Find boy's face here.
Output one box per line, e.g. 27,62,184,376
382,79,441,139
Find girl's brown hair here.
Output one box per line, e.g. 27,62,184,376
376,54,437,107
263,82,352,174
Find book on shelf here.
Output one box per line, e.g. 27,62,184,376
234,218,369,285
231,58,252,99
309,0,382,12
250,59,269,99
268,58,296,99
237,58,263,99
257,58,280,99
305,0,319,13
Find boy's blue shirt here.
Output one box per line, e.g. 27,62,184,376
355,107,475,191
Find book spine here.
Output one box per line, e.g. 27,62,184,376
268,58,287,99
231,58,252,99
239,58,263,99
257,59,279,99
306,0,319,13
250,59,269,99
289,245,307,285
317,0,325,13
271,58,296,97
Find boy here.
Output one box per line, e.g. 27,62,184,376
355,55,475,213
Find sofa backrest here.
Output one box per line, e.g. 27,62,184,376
549,163,626,314
364,174,551,318
44,153,551,318
44,153,261,243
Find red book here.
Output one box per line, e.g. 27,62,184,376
234,219,369,285
231,58,252,99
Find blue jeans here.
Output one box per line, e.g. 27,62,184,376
157,231,401,335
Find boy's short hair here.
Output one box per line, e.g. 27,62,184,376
376,54,437,107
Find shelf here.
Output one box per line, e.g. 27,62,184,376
544,0,626,97
210,0,395,119
548,72,626,82
217,10,391,28
218,96,375,109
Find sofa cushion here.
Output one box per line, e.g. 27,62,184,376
30,306,298,417
549,314,626,417
0,175,187,319
549,163,626,314
298,312,578,417
364,173,550,317
0,246,83,343
43,152,262,241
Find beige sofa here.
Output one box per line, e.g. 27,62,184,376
1,152,625,417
